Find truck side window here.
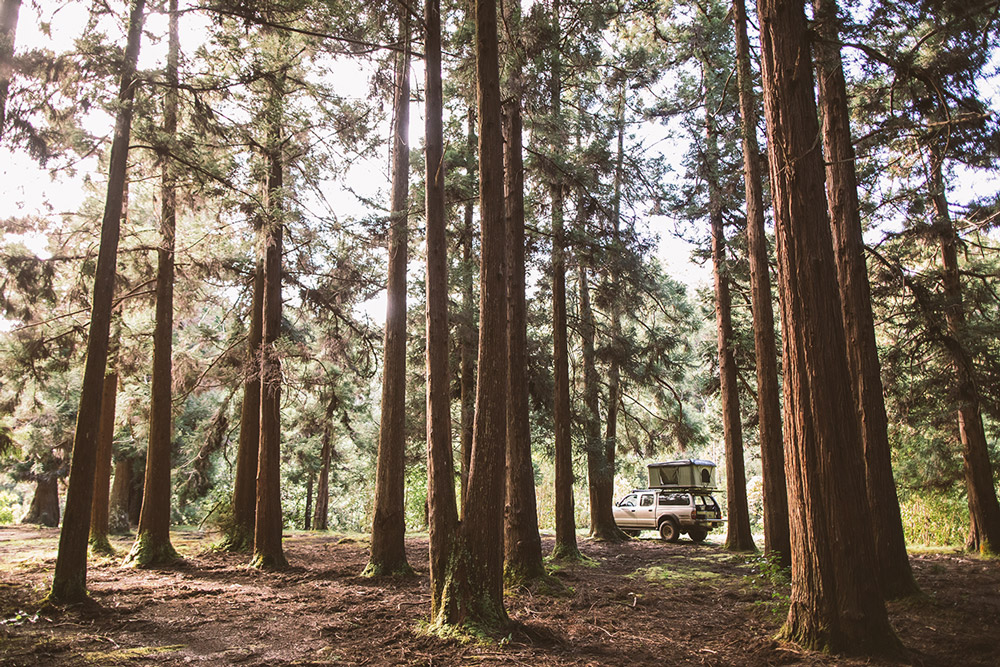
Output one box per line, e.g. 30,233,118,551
620,494,637,507
640,494,654,507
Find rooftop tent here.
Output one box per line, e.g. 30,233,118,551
647,459,717,490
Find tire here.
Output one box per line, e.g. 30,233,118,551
658,518,680,543
623,529,640,538
687,527,708,543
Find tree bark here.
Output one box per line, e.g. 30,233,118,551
303,471,313,531
0,0,20,135
502,25,545,582
366,9,412,576
732,0,789,567
127,0,179,568
23,474,59,527
229,253,264,550
313,396,336,532
927,155,1000,555
49,0,145,604
424,0,460,625
549,0,580,561
90,371,118,553
604,90,625,515
580,260,621,541
755,0,898,653
435,0,510,629
251,53,287,570
108,456,134,534
705,107,755,552
459,107,477,507
812,0,917,596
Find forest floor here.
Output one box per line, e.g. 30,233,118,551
0,526,998,666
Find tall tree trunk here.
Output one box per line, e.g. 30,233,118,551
813,0,917,595
366,9,412,576
49,0,145,604
580,260,620,541
313,396,335,532
549,0,580,561
502,23,545,582
435,0,509,629
127,0,179,567
251,55,287,570
732,0,789,567
0,0,20,135
424,0,459,625
90,371,119,554
705,108,754,552
459,107,477,506
23,474,59,527
108,456,134,534
755,0,898,653
229,253,264,550
928,155,1000,555
604,89,625,507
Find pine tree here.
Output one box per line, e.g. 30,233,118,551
49,0,146,604
755,0,898,652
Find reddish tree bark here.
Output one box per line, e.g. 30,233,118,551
503,35,545,581
90,371,118,553
49,0,145,604
812,0,918,596
755,0,898,652
366,9,411,576
705,107,755,553
251,57,287,570
127,0,180,567
927,155,1000,555
549,0,580,561
424,0,459,624
732,0,789,566
229,253,264,550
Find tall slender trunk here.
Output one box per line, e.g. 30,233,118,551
251,56,287,570
549,0,580,561
127,0,179,567
424,0,459,624
0,0,20,135
90,370,119,553
49,0,145,604
928,155,1000,555
313,395,336,532
459,108,477,505
732,0,789,566
436,0,509,628
502,6,545,583
705,107,754,552
756,0,898,653
813,0,917,595
303,472,313,530
604,91,624,499
229,253,264,550
366,9,412,576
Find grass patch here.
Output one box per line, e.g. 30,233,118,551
634,564,724,586
81,644,185,664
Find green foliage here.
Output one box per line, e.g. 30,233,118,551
898,490,969,548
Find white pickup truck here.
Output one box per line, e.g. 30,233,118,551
613,488,724,542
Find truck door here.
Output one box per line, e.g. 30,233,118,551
636,492,656,528
614,493,639,527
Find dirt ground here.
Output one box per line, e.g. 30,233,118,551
0,526,998,666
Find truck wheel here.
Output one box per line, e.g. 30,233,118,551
659,518,680,543
687,527,708,543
